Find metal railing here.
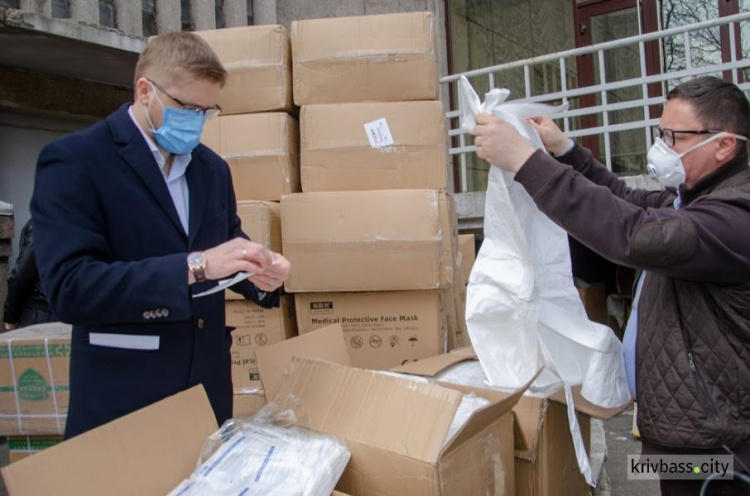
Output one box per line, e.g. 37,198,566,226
443,12,750,192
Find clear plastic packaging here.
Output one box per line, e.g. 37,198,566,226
168,396,350,496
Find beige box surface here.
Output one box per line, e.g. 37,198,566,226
457,234,476,280
202,113,299,201
232,392,267,419
295,290,448,370
281,190,454,292
394,351,630,496
0,323,71,436
1,386,218,496
292,12,438,105
226,201,283,301
256,325,523,496
195,25,292,114
300,101,447,192
226,296,297,392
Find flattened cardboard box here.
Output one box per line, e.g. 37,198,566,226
394,351,630,496
1,385,218,496
7,435,63,464
281,190,454,292
0,322,71,436
300,101,447,192
232,392,267,419
292,12,439,105
295,290,450,370
226,296,297,392
195,25,293,114
202,112,300,201
226,200,282,301
256,325,524,496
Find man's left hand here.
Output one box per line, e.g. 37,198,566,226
473,113,535,173
248,252,290,292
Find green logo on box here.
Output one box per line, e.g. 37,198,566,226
18,369,49,402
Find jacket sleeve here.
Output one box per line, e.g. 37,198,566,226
31,139,192,326
2,222,36,324
514,149,750,283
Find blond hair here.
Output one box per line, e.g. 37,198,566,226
134,32,228,87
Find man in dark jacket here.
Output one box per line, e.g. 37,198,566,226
473,76,750,495
3,219,57,330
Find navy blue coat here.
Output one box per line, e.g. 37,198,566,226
31,104,273,438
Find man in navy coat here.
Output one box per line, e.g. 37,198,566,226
31,32,290,438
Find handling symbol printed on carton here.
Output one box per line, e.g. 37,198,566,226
369,336,382,348
236,335,252,346
408,336,419,347
350,336,363,349
388,335,401,348
255,334,268,346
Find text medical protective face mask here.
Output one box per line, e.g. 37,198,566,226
146,85,206,155
647,132,742,188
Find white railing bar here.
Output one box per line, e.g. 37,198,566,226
560,57,570,133
524,64,531,98
597,50,612,169
441,13,750,83
684,31,693,72
729,21,739,84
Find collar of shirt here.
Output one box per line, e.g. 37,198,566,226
127,105,191,182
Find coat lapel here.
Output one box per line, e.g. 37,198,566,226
108,104,187,239
186,149,212,248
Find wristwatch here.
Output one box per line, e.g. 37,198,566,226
187,251,207,282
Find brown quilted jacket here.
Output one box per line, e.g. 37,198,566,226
515,144,750,448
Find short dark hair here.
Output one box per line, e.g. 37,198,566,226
667,76,750,143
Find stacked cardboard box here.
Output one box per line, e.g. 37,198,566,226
285,12,465,368
197,26,299,408
0,323,71,436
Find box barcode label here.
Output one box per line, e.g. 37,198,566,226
364,118,394,149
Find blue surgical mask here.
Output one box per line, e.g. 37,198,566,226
146,85,206,155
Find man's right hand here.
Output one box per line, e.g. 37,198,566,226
528,116,573,156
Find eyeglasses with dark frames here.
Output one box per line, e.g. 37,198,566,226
651,126,722,148
147,78,221,118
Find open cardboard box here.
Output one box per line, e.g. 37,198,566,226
256,324,526,495
392,349,630,496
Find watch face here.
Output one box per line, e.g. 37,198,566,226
188,252,205,269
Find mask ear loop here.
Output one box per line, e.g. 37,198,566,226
677,131,731,158
144,81,166,135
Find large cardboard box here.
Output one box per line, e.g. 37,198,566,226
226,296,297,392
195,25,292,114
295,290,449,370
458,234,476,280
0,323,71,436
226,201,283,301
300,101,448,192
256,325,524,496
281,190,454,292
202,112,300,201
1,385,218,496
291,12,439,105
394,350,629,496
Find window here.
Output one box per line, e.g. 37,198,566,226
247,0,254,25
181,0,193,31
99,0,116,28
215,0,224,29
51,0,70,18
142,0,157,36
0,1,20,9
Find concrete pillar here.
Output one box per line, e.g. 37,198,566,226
156,0,181,33
69,0,99,24
222,0,247,28
19,0,51,17
254,0,276,25
115,0,143,36
191,0,215,30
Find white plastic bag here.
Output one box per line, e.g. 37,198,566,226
459,75,631,485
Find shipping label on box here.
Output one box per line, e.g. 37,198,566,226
295,291,448,370
291,12,438,105
300,101,447,192
226,297,297,392
196,25,293,114
0,323,71,436
202,113,300,201
282,190,454,292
